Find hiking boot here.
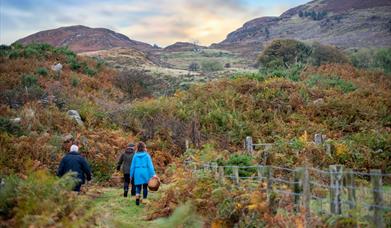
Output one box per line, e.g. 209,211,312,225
124,190,128,198
135,198,140,206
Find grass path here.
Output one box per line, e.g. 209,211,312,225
89,187,158,227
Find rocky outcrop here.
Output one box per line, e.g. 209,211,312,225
67,110,84,126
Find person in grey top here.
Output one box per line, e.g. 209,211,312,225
116,143,136,197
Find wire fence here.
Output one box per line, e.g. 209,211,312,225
184,160,391,226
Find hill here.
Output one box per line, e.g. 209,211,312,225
164,42,206,52
15,25,156,53
79,47,156,69
211,0,391,60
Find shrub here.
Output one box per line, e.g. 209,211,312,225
0,117,24,136
225,154,256,177
35,67,48,76
306,74,357,93
374,48,391,74
21,74,38,88
71,75,80,87
201,60,224,72
188,62,200,71
257,39,312,68
82,63,97,76
310,42,349,66
114,69,158,100
0,171,93,226
68,56,81,70
257,39,349,69
0,45,11,57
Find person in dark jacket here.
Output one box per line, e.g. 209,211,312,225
130,142,156,206
116,143,136,197
57,144,92,192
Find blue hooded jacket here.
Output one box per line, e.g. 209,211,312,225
129,151,155,185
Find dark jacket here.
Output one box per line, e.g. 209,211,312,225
116,148,135,174
57,151,92,184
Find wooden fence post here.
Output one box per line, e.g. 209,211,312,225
245,136,253,154
265,166,273,200
371,169,385,228
293,167,304,213
219,166,225,185
257,165,264,181
211,162,219,180
203,163,210,172
302,166,311,226
329,165,344,214
233,166,239,186
344,168,356,210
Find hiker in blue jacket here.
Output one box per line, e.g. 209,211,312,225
129,142,156,205
57,144,92,192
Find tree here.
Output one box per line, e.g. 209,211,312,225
114,69,158,100
299,11,304,17
257,39,312,68
310,42,349,66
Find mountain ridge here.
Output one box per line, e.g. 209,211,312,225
211,0,391,59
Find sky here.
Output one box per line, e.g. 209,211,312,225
0,0,309,47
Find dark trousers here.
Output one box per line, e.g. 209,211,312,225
73,183,82,192
124,173,136,195
135,184,148,199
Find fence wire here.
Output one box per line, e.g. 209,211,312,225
185,161,391,224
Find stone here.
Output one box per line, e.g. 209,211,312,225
25,108,35,120
11,117,21,124
314,133,323,144
62,133,74,142
52,63,63,72
67,110,84,126
313,98,325,105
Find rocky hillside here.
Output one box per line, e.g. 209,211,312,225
211,0,391,59
15,25,156,53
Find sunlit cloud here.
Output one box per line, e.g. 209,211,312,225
0,0,309,46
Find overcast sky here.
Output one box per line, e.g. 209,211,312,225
0,0,309,47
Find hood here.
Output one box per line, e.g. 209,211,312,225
134,151,148,158
125,148,134,154
69,151,80,155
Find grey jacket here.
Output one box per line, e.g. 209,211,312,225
116,148,135,174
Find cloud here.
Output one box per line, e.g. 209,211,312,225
1,0,309,46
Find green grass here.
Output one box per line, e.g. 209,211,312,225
91,188,154,227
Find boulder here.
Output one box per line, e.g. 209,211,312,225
67,110,84,126
11,117,21,124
